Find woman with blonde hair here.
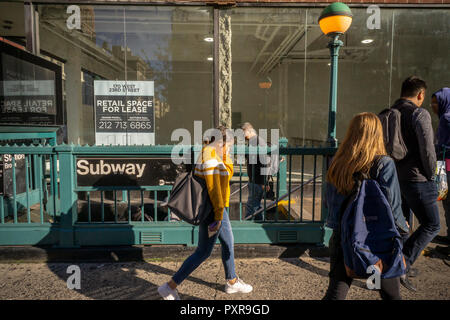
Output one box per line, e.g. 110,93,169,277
323,112,409,300
158,126,253,300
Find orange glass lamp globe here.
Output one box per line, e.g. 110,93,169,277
258,77,272,89
318,2,353,36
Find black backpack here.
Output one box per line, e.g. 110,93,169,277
167,170,213,225
378,107,408,161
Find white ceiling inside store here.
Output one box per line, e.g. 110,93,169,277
4,4,432,77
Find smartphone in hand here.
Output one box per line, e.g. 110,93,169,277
208,221,219,238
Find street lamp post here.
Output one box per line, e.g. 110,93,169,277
318,2,353,148
319,3,353,246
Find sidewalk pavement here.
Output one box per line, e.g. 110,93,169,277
0,203,448,300
0,242,448,300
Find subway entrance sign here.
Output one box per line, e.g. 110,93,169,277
76,157,189,187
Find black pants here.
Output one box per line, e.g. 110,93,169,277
400,181,441,268
323,230,402,300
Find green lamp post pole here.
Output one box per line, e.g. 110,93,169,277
327,35,343,148
318,2,353,148
319,3,353,246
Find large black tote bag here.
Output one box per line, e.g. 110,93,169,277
167,170,213,225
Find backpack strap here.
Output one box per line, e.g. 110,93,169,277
339,156,385,221
337,180,361,226
393,100,419,131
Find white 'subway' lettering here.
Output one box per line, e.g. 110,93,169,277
76,160,146,178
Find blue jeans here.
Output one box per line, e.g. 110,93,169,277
245,183,263,220
400,181,441,269
172,208,236,285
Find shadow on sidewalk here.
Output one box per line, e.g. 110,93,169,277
277,245,368,290
46,261,206,300
33,202,210,300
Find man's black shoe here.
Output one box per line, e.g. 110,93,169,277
407,267,419,278
400,275,417,292
434,235,450,245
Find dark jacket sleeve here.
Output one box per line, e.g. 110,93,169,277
324,181,345,231
414,109,437,181
375,157,410,234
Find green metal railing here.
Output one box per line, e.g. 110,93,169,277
0,140,336,247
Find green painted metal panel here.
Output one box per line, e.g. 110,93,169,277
74,226,137,246
0,138,336,247
278,138,288,197
56,147,78,248
0,224,58,245
0,223,325,246
230,222,324,244
70,222,325,246
0,145,54,154
73,223,193,246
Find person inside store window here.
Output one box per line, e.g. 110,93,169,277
241,122,271,221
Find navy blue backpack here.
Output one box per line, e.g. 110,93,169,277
340,160,407,279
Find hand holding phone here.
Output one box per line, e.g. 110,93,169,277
208,221,221,238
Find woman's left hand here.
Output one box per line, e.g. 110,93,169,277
209,220,222,232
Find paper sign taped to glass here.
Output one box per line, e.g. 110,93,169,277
94,80,155,146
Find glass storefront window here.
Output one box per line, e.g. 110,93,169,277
0,4,446,146
38,5,213,145
391,9,450,133
228,7,450,145
227,8,308,143
0,43,63,127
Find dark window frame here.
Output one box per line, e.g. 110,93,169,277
0,40,64,127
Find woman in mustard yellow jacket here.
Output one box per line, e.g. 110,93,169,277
158,126,253,300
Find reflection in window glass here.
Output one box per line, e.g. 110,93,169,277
39,5,213,145
0,52,58,126
228,8,307,144
327,8,395,142
391,9,450,130
228,7,450,145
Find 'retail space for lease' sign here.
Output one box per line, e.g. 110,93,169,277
94,80,155,146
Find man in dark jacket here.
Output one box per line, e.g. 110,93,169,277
241,122,270,220
391,76,440,291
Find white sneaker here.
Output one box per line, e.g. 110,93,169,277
225,277,253,294
158,282,180,300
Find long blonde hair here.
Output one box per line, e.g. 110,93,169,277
327,112,387,195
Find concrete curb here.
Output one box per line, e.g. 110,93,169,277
0,244,331,263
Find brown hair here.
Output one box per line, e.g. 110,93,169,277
327,112,387,195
